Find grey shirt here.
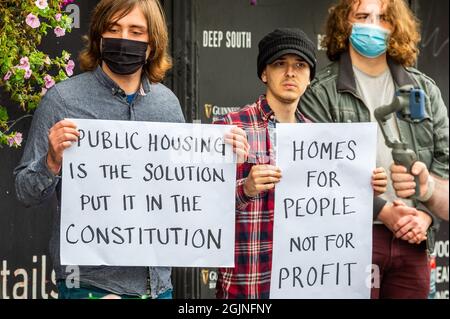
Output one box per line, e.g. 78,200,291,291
14,66,185,297
353,66,413,208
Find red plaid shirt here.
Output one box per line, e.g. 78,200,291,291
214,95,309,299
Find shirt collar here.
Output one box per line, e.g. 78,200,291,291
257,95,308,123
258,95,274,122
337,51,418,94
93,66,150,97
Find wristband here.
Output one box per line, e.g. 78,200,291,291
418,175,435,202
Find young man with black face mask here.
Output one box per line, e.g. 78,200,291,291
300,0,448,299
14,0,248,299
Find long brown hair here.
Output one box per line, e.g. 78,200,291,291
322,0,421,66
79,0,172,83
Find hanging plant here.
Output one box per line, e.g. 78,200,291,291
0,0,74,148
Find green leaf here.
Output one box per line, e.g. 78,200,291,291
0,0,75,148
0,105,8,122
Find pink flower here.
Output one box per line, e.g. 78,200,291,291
7,137,15,147
65,60,75,76
26,13,41,29
44,75,55,89
18,57,30,70
3,71,12,81
24,69,32,79
40,87,48,96
55,13,62,21
14,133,23,146
60,0,75,9
7,133,23,147
35,0,48,10
54,26,66,37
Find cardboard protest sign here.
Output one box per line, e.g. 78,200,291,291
270,123,377,299
61,119,236,267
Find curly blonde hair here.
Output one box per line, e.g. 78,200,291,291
79,0,171,83
322,0,421,66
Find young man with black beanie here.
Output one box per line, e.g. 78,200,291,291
214,28,389,299
213,28,317,298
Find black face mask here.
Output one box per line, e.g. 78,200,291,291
101,37,148,75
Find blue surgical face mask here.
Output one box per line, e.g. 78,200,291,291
349,23,390,58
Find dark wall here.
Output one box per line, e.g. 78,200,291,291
0,0,99,299
195,0,335,124
415,0,449,107
0,103,56,299
414,0,449,299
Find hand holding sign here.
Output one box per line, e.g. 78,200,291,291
243,164,282,197
47,119,80,175
224,126,250,164
371,167,387,196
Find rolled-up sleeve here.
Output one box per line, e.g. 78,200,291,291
235,178,256,211
428,81,449,179
14,87,65,207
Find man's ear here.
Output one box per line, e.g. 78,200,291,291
261,70,267,84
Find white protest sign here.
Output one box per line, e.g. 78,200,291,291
270,123,377,299
60,119,236,267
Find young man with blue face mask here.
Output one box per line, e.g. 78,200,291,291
300,0,448,298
